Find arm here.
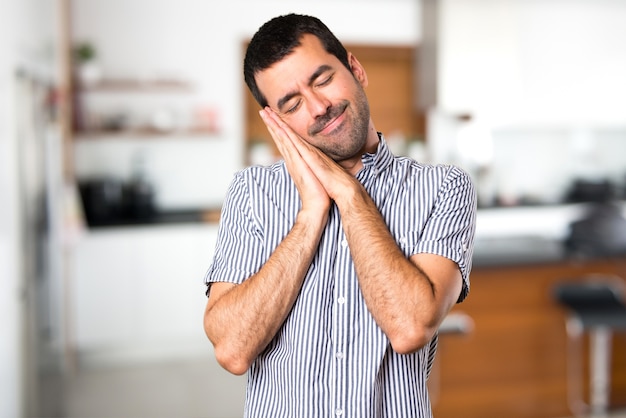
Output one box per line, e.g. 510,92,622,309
335,183,463,354
204,208,326,375
204,111,332,375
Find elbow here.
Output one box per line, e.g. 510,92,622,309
389,324,438,355
213,345,252,376
204,316,251,375
206,339,251,376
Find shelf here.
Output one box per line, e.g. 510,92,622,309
73,77,223,137
74,127,220,139
79,78,194,93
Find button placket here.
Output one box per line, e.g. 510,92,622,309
333,230,350,418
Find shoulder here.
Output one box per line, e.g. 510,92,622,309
397,157,473,188
224,161,299,210
228,161,289,189
239,160,287,179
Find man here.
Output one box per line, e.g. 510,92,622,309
204,13,476,417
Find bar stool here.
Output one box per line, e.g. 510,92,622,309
553,275,626,418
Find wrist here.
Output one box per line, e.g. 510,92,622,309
296,205,329,232
333,182,368,212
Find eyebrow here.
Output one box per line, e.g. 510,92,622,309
276,64,333,111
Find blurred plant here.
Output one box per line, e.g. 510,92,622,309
72,42,102,87
73,43,96,63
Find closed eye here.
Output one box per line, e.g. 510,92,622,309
315,73,335,87
284,100,301,114
281,70,334,114
284,75,333,114
316,74,333,87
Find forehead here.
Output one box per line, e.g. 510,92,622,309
255,34,341,107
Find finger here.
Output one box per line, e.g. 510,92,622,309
259,109,296,159
259,108,294,147
261,108,297,143
260,108,313,167
261,107,340,181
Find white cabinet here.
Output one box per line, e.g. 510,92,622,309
72,232,136,347
70,223,218,361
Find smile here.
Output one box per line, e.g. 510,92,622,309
319,112,345,135
310,102,348,136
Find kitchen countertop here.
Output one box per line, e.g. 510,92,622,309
92,211,573,268
84,208,221,228
472,201,626,267
472,235,568,267
84,202,625,268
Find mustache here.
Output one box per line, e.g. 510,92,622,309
308,101,348,136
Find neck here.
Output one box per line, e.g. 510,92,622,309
339,122,379,176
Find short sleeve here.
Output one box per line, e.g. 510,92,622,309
414,166,476,302
204,172,265,294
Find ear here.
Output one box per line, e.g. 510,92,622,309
348,52,368,88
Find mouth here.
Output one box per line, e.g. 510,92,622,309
319,113,345,136
309,102,348,136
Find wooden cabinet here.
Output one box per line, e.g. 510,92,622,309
244,44,425,165
431,258,626,418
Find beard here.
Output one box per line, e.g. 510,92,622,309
306,83,371,162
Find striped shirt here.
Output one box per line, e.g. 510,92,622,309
205,135,476,417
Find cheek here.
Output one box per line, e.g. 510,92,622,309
284,113,311,138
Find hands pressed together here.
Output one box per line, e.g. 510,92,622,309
259,107,359,218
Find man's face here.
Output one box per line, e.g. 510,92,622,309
255,34,372,163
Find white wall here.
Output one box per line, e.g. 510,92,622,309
1,0,58,415
0,44,22,418
0,3,19,414
437,0,626,127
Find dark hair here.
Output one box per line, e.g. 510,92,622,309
244,14,350,107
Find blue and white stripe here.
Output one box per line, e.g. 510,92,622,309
205,135,476,417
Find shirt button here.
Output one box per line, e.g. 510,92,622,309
337,296,346,304
335,409,343,416
400,237,407,244
335,351,344,359
340,239,348,248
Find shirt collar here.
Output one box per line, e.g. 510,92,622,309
360,133,394,176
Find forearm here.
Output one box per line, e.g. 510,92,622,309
204,210,326,374
335,185,446,352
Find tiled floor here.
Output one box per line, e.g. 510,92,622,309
41,355,626,418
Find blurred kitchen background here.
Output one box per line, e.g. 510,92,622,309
2,0,626,417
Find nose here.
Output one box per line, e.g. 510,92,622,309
307,91,331,119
